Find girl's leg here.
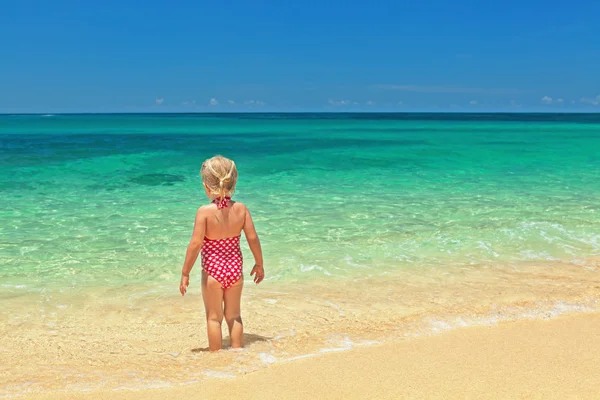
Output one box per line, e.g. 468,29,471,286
223,278,244,349
201,271,224,352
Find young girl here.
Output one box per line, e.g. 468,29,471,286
179,155,264,352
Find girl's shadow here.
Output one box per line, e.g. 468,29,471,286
192,333,270,353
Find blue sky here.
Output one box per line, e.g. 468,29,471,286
1,0,599,113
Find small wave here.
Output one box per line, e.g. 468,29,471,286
258,352,277,364
298,264,334,276
407,300,598,340
0,284,27,289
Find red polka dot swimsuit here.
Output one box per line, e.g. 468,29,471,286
201,197,243,289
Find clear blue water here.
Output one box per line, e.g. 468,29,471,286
1,113,599,290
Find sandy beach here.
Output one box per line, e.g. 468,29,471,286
25,311,600,400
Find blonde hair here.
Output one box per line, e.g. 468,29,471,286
201,155,238,200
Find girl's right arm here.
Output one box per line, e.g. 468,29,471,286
242,206,264,284
179,208,206,295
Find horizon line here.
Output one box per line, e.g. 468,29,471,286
2,111,600,116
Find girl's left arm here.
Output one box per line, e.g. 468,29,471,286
180,208,206,295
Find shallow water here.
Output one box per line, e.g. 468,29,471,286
1,113,599,396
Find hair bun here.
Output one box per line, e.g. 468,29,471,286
200,155,238,198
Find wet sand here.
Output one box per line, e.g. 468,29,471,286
25,311,600,400
3,260,600,397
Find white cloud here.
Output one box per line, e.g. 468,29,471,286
181,100,196,106
580,95,600,106
228,100,235,105
155,98,164,105
397,101,404,105
328,99,351,106
371,84,528,95
209,98,219,106
509,100,521,108
541,96,568,105
366,100,375,106
244,100,266,106
469,100,478,105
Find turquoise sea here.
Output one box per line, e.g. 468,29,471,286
1,113,600,395
2,113,599,286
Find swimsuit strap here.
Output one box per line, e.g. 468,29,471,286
213,196,231,209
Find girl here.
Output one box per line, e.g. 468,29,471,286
179,155,264,352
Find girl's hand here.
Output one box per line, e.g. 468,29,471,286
250,264,265,284
180,274,189,296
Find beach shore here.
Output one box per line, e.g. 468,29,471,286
26,311,600,400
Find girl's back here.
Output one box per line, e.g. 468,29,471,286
203,200,247,240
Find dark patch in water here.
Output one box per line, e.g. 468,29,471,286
128,173,185,186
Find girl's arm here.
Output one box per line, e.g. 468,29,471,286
242,207,264,284
180,208,206,295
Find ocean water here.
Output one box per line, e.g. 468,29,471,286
1,113,600,396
